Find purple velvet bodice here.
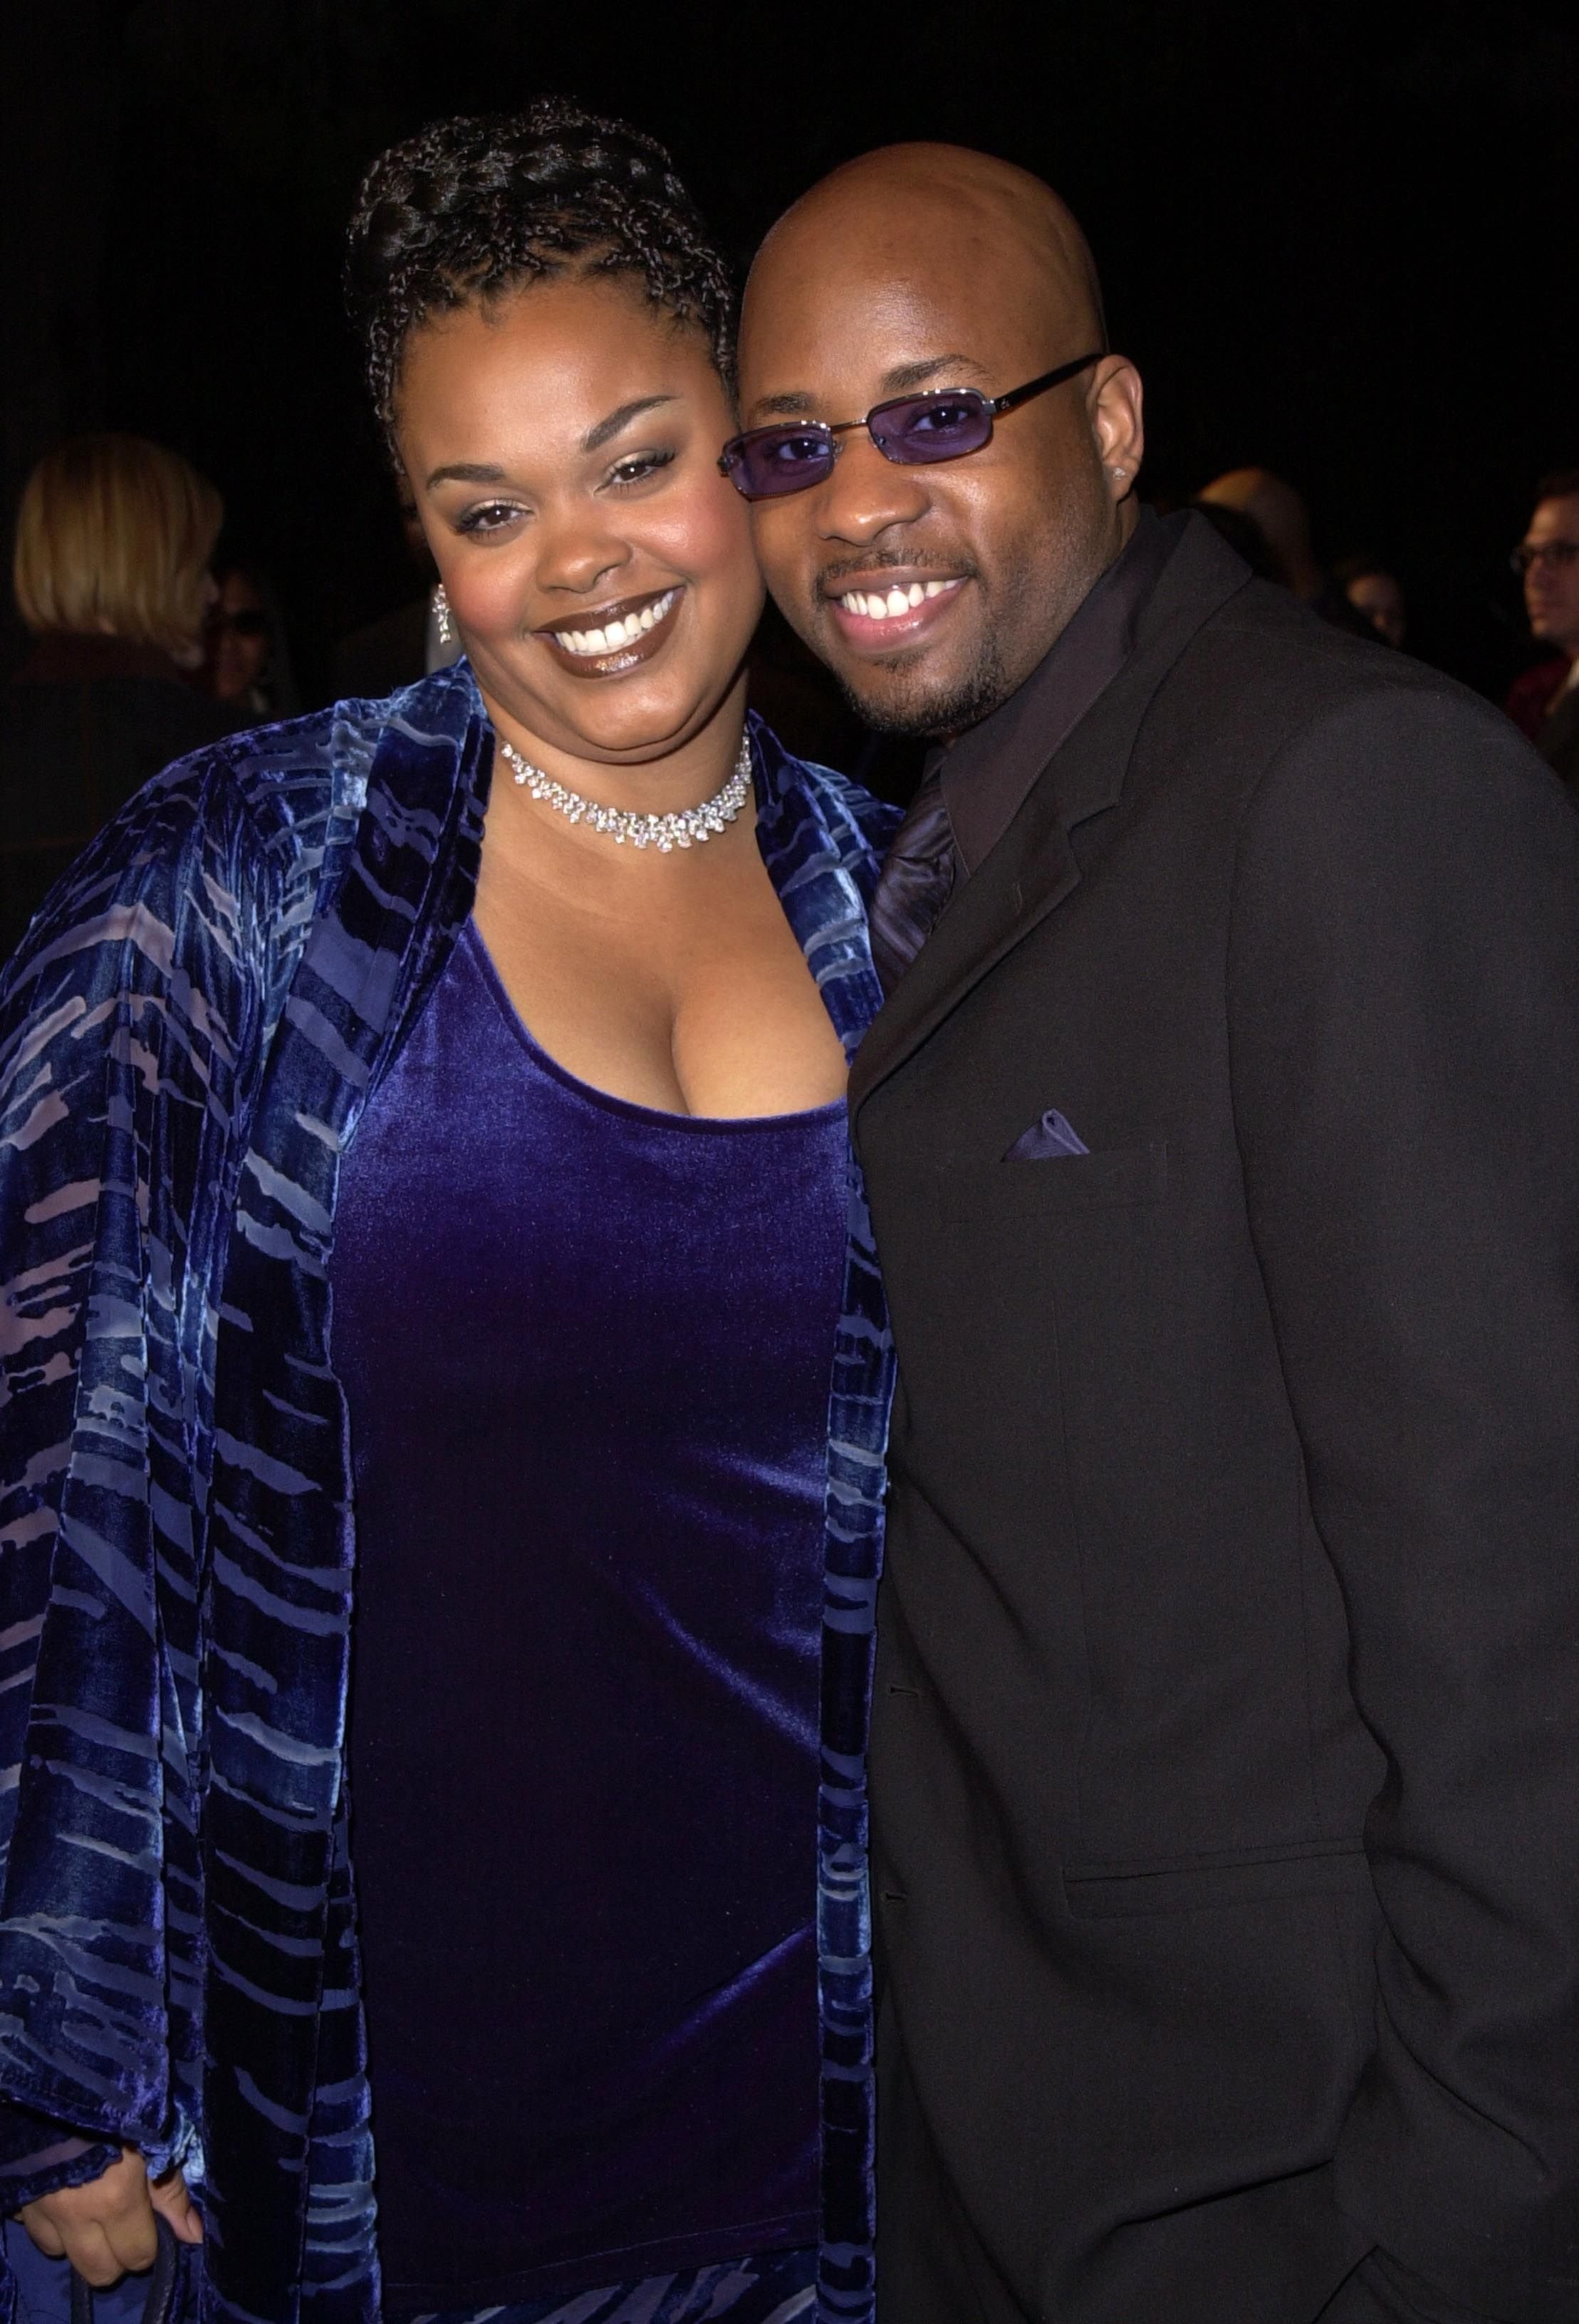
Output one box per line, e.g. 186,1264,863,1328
329,919,848,2312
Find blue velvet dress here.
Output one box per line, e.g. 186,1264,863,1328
329,921,848,2317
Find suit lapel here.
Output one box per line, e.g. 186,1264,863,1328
850,522,1251,1111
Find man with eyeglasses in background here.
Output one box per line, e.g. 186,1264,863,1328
1507,468,1579,790
730,142,1579,2324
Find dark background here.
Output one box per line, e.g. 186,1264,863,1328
3,0,1576,704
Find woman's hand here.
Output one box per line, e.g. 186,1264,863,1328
16,2147,203,2283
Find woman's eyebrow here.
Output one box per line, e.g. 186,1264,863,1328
424,397,680,489
425,461,506,489
581,394,679,453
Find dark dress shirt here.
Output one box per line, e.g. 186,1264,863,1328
937,506,1183,876
866,513,1187,998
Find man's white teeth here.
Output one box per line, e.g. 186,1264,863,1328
839,579,957,620
554,589,677,656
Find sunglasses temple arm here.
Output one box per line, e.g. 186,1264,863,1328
991,352,1108,417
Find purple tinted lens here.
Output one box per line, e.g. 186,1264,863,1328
724,426,837,499
871,389,994,464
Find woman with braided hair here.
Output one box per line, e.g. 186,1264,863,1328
0,102,895,2323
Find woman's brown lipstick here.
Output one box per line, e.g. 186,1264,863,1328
536,585,682,676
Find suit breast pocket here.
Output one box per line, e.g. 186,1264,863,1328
1063,1837,1369,1918
938,1139,1169,1223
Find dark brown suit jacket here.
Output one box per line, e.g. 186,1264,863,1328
853,518,1579,2323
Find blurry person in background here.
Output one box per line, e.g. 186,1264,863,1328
1506,469,1579,787
1335,553,1406,649
1198,465,1320,595
0,433,234,959
1199,465,1375,636
204,558,301,723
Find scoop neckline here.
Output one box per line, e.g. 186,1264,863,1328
461,918,847,1135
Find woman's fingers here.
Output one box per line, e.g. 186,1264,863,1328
14,2204,67,2257
14,2145,162,2276
150,2162,205,2242
64,2219,138,2287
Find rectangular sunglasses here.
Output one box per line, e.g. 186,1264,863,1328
719,351,1104,501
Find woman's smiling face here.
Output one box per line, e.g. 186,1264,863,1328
395,271,763,768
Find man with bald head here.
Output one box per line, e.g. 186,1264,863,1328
729,146,1579,2324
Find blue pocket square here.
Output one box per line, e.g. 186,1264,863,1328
1004,1108,1090,1161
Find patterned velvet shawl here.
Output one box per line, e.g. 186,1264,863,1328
0,662,896,2324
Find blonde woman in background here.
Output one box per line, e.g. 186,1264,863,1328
1,434,234,960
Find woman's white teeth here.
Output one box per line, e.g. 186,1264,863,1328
840,579,957,620
554,590,678,656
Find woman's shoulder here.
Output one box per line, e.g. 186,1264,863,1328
801,755,906,857
58,674,439,864
31,697,366,877
181,691,394,834
751,716,903,869
0,669,481,1023
0,698,379,1022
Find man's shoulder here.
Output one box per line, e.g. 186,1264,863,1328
1167,580,1520,772
1166,587,1573,900
1193,577,1449,708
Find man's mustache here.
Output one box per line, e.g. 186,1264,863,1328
813,553,979,604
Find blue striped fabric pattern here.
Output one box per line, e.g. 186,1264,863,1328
752,719,897,2324
415,2243,816,2324
0,661,897,2324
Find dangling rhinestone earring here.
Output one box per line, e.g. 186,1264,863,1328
432,583,454,647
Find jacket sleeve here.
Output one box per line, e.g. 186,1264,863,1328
1226,683,1579,2323
0,750,286,2209
0,2103,118,2218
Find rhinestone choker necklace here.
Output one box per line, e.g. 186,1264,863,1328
496,733,753,852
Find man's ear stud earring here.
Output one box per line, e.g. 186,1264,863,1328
433,583,454,647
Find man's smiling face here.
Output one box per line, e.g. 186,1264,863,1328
736,145,1144,738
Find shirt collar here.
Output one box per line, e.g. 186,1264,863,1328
936,506,1183,874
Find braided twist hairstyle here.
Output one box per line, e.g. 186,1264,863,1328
345,100,735,439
